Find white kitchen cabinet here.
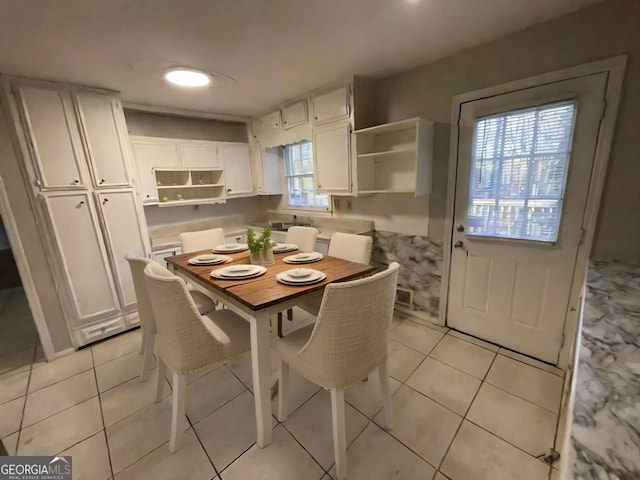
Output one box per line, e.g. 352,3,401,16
96,190,151,312
354,117,433,196
311,85,350,124
74,91,132,188
225,232,247,244
130,139,180,202
14,84,87,190
179,142,220,168
153,246,182,270
219,143,254,196
155,168,225,206
282,100,308,129
315,239,329,256
312,120,352,194
41,192,120,324
260,110,282,132
252,143,283,195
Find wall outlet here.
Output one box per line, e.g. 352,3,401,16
396,287,414,309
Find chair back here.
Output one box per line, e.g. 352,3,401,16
286,226,319,253
124,251,155,334
143,261,223,373
294,262,399,389
179,228,226,253
328,232,373,265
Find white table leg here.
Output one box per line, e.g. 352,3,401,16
250,310,272,447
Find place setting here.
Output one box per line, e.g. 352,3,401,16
187,253,233,266
283,251,324,264
276,268,327,286
210,264,267,280
272,243,298,254
212,243,249,254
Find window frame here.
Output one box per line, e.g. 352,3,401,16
283,141,331,212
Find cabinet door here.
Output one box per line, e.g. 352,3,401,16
282,100,308,129
311,86,350,124
152,247,182,270
225,233,247,244
74,92,131,188
96,190,150,312
42,192,119,323
312,121,352,194
130,140,180,202
14,85,86,189
179,143,220,168
252,143,282,195
260,110,282,132
219,144,254,196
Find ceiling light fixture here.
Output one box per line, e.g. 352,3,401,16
164,68,211,87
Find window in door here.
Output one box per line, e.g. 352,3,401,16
284,141,330,210
467,100,577,242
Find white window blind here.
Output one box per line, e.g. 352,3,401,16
467,100,577,242
284,141,330,209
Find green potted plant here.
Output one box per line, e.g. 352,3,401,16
247,227,275,265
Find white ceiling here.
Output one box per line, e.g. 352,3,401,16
0,0,601,118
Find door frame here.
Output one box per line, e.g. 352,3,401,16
0,175,56,361
440,56,627,368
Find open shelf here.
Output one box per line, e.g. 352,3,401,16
354,117,433,196
153,168,225,206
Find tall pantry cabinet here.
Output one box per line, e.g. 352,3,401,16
3,78,150,347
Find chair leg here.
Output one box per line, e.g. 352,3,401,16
287,308,293,322
277,360,289,422
154,356,167,403
139,332,155,382
169,373,187,453
330,389,347,480
378,361,394,430
277,312,284,338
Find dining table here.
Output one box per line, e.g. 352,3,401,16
166,248,375,448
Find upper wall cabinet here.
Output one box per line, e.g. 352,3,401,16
311,85,350,125
252,143,283,195
312,120,352,194
129,138,180,203
282,100,308,130
219,143,253,196
261,110,282,133
179,143,220,168
354,118,433,196
14,84,87,190
74,91,132,188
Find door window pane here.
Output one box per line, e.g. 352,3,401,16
467,101,576,242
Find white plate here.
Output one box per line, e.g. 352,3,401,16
272,243,298,253
287,268,314,278
283,252,324,264
212,264,265,278
276,269,326,286
188,254,230,265
213,243,249,253
211,266,267,281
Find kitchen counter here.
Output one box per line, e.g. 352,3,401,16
567,261,640,479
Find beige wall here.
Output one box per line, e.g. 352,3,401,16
0,104,72,351
372,0,639,260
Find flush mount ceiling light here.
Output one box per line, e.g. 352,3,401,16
164,68,211,87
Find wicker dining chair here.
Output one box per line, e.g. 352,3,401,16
274,262,399,480
143,261,250,452
179,228,226,253
125,252,217,382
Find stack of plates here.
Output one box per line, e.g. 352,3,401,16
277,268,326,286
213,243,249,254
283,252,324,264
210,264,267,280
188,254,232,266
272,243,298,253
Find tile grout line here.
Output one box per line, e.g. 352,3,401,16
12,339,38,455
90,348,116,480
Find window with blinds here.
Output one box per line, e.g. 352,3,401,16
467,100,577,242
284,141,330,209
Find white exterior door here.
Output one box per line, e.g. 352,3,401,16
96,190,150,312
74,92,131,187
15,85,87,189
448,73,607,363
219,143,254,195
41,192,120,324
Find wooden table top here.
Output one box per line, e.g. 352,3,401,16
166,249,375,311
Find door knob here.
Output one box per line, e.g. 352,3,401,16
99,178,106,184
454,240,464,249
456,224,465,232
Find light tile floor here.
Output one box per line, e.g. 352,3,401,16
0,307,567,480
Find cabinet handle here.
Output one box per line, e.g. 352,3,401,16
283,121,287,124
146,194,150,198
72,179,79,184
318,184,322,188
78,201,85,207
227,188,232,193
315,116,318,120
102,198,109,205
99,178,106,184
